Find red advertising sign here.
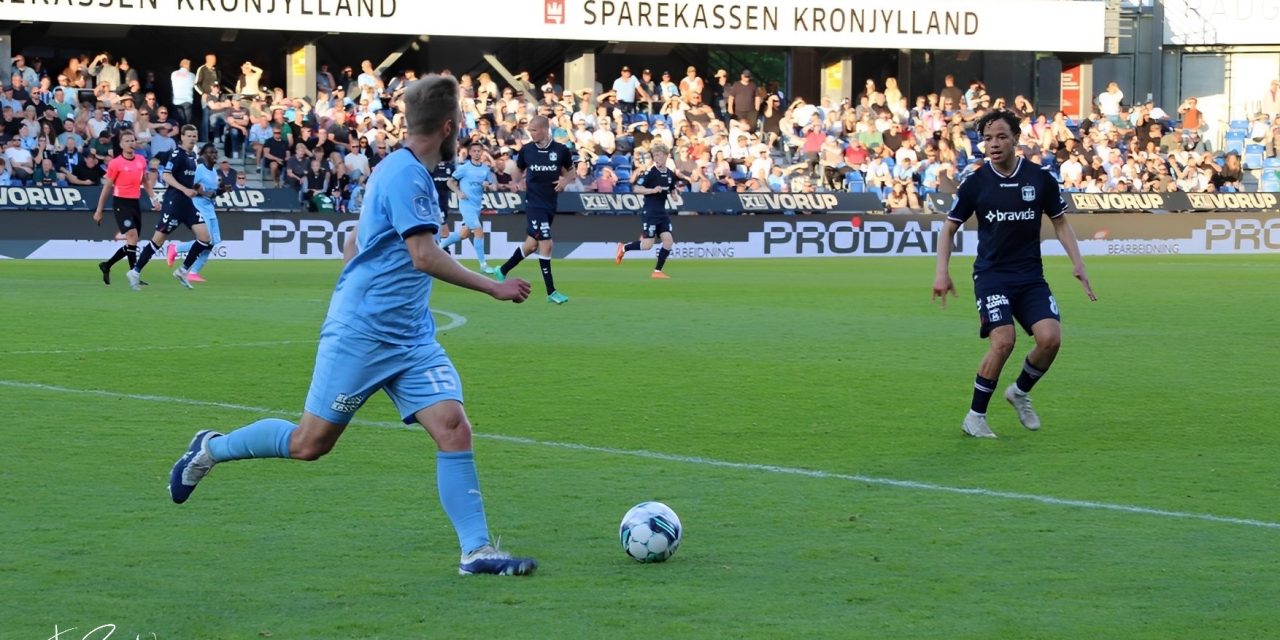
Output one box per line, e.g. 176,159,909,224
1060,64,1084,121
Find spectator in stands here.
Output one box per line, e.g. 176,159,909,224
611,66,648,116
0,156,9,186
563,160,598,193
236,61,265,98
284,142,309,191
260,126,289,187
170,58,196,126
32,155,62,186
1178,97,1204,133
217,157,238,190
301,155,330,209
4,135,35,182
1264,79,1280,120
64,151,104,186
1213,152,1243,191
726,70,760,131
1098,81,1124,124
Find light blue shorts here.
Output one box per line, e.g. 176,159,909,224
459,207,482,230
304,322,464,425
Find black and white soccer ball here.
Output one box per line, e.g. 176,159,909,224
619,501,682,563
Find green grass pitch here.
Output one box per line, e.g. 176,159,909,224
2,255,1278,639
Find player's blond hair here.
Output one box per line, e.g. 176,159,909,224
404,74,460,137
650,144,670,156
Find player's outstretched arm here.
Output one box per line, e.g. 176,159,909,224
1050,214,1097,302
405,232,530,303
932,218,960,307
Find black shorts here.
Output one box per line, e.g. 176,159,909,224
526,209,554,241
156,198,205,234
973,275,1060,339
112,197,142,234
642,217,673,239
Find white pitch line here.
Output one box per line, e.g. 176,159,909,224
0,310,468,355
2,379,1277,532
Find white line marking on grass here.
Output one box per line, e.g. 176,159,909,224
3,378,1277,532
1,310,467,355
3,339,320,355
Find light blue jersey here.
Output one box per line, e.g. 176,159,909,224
451,160,493,224
326,148,442,345
176,162,224,273
193,163,220,218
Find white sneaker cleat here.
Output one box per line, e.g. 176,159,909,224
173,267,193,289
962,412,998,438
125,269,143,291
1004,385,1042,431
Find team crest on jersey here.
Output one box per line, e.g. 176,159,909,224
549,151,558,162
1021,186,1036,202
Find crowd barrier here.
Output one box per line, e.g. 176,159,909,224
3,211,1276,260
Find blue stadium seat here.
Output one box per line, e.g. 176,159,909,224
594,155,612,167
614,182,631,193
1228,119,1249,132
1261,170,1280,192
1245,144,1265,169
845,173,865,192
612,154,632,169
1263,157,1280,169
1224,131,1247,156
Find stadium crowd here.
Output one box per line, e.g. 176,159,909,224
5,50,1280,213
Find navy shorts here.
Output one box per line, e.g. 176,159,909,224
156,197,205,234
642,217,673,239
973,276,1060,338
526,209,554,241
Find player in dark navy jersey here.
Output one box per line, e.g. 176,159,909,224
933,109,1096,439
495,116,575,304
614,144,683,278
431,157,456,247
127,125,216,291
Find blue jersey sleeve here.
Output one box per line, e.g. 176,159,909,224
947,167,980,224
389,168,442,239
516,146,529,171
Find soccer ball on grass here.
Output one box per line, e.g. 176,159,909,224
619,501,682,563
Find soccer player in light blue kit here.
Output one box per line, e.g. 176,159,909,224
167,75,540,576
165,144,224,282
441,141,495,273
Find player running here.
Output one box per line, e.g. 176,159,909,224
165,144,227,282
495,116,575,304
615,144,680,278
126,125,215,291
167,75,540,576
442,141,495,273
93,130,161,285
933,109,1096,439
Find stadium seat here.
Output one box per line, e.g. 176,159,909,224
614,182,631,193
612,154,633,169
1245,144,1265,169
1224,131,1247,155
845,173,865,192
1228,119,1249,132
594,155,612,167
1264,157,1280,169
1261,171,1280,192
